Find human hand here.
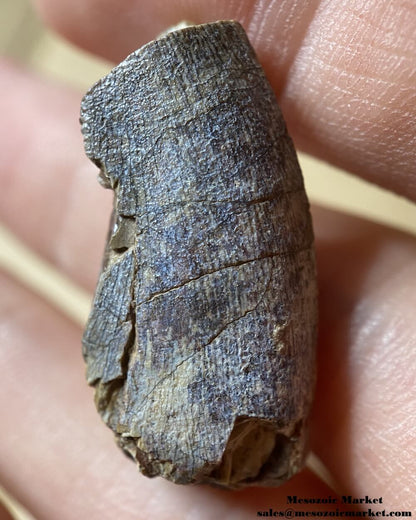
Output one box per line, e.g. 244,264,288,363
1,1,415,518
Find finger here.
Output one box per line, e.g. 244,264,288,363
32,0,416,200
0,61,112,292
310,207,416,508
2,206,416,512
0,273,342,520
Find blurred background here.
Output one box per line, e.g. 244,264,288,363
1,0,415,518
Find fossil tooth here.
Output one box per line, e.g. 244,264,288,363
81,20,318,489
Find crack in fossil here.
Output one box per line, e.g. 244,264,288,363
136,244,311,307
94,240,292,408
134,185,304,210
137,268,274,410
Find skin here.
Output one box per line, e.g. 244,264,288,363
0,0,415,518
